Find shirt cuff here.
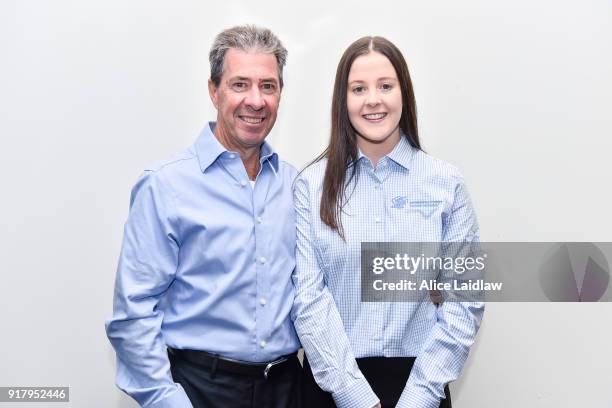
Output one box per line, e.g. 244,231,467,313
396,384,440,408
146,384,193,408
332,377,379,408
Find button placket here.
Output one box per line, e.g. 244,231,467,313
375,179,385,227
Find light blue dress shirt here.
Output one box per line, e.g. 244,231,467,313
292,134,484,408
105,123,300,408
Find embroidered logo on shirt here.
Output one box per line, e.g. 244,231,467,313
410,200,442,217
410,200,442,208
391,198,442,217
391,196,409,209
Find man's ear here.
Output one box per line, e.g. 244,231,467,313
208,79,219,109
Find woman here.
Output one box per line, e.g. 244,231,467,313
292,36,483,408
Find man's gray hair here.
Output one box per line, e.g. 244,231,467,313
209,25,288,88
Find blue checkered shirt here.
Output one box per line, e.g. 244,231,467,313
291,135,484,408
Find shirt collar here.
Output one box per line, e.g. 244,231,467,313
194,122,279,174
356,131,415,170
259,138,279,175
386,131,415,170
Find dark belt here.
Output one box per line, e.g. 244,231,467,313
168,347,298,380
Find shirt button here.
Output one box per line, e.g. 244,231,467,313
259,256,267,264
260,298,267,306
374,185,381,190
375,217,382,223
240,180,248,187
256,216,263,224
260,340,267,348
229,153,236,159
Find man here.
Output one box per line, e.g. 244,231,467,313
105,25,301,408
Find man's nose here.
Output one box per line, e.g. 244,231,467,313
244,87,265,110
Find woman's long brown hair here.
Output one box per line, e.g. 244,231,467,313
311,36,421,238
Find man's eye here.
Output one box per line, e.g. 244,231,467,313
261,83,277,92
231,82,247,91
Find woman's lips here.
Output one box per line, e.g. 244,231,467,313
362,113,387,122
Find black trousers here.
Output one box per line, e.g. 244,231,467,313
169,350,303,408
303,356,452,408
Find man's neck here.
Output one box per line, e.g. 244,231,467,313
213,127,261,181
242,153,261,181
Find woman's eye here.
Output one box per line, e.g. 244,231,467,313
381,83,393,91
352,86,365,94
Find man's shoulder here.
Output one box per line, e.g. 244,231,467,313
144,147,197,175
277,157,298,180
130,148,198,198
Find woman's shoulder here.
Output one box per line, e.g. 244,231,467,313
292,159,328,202
411,148,465,183
296,158,327,184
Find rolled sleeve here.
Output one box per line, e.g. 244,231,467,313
398,383,440,408
147,384,192,408
333,378,381,408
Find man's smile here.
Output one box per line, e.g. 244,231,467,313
238,115,266,125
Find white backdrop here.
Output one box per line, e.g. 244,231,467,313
1,0,611,407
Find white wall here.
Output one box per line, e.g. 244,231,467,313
1,0,611,406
